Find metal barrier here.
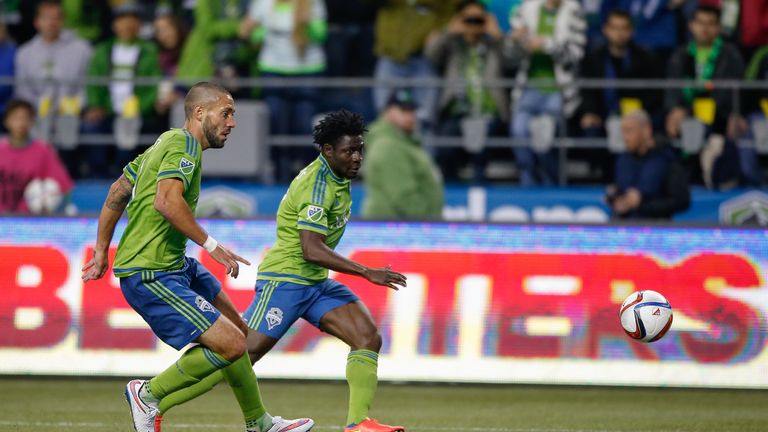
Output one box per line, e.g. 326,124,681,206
5,76,767,182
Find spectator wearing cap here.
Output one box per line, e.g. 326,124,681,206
82,3,162,178
0,99,73,214
362,90,444,221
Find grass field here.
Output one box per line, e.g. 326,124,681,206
0,378,766,432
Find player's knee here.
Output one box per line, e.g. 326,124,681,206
221,333,247,362
353,327,382,352
247,347,266,364
246,334,271,364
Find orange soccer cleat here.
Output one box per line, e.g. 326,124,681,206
344,418,405,432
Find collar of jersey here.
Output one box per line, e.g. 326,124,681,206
318,155,348,184
182,128,199,152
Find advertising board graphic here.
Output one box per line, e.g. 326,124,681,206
1,217,767,387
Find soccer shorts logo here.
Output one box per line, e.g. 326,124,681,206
307,205,324,222
195,296,214,313
180,157,195,175
266,307,283,330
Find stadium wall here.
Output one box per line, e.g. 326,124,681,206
1,217,767,388
70,182,768,224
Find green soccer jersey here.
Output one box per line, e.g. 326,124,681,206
258,155,352,285
113,128,203,277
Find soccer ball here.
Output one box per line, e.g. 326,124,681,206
619,290,673,343
24,178,63,214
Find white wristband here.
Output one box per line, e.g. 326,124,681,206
202,236,218,253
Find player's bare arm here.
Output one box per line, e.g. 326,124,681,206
82,174,133,281
154,178,250,278
299,229,407,290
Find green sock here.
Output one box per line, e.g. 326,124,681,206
346,349,379,425
221,353,268,425
148,346,230,400
158,371,224,414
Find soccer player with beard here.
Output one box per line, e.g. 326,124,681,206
82,82,313,432
153,109,409,432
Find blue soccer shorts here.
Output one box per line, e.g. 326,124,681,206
119,257,222,350
242,278,359,339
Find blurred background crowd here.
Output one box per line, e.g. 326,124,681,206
1,0,767,221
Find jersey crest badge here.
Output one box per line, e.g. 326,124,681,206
307,205,324,222
195,296,214,313
266,307,283,330
180,157,195,175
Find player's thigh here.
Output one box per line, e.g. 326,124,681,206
212,289,247,334
245,328,280,363
188,258,246,334
312,280,379,350
242,280,310,340
119,270,222,351
319,301,380,351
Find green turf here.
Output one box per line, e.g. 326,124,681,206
0,378,766,432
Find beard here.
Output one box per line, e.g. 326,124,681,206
203,117,225,149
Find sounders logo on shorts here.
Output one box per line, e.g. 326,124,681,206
195,296,214,313
307,205,324,222
266,307,283,330
180,157,195,175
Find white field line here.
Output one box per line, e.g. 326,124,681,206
0,420,694,432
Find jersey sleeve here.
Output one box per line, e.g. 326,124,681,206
122,152,144,185
295,173,333,235
156,135,197,191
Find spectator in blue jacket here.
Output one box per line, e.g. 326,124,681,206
606,110,690,219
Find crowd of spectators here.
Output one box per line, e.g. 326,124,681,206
0,0,767,219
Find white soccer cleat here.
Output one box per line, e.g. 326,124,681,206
263,416,314,432
124,379,160,432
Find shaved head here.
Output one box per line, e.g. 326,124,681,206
623,109,651,128
183,81,236,150
184,82,231,120
621,109,654,155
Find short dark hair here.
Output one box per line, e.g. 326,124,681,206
4,99,35,121
36,0,62,16
605,9,633,26
183,81,231,119
693,5,721,22
456,0,486,13
313,109,367,149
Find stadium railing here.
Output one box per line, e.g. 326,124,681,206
5,76,767,183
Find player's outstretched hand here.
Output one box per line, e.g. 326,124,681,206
209,245,251,278
365,265,407,290
82,249,109,281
